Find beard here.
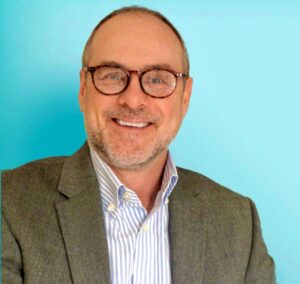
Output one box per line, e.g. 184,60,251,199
86,106,177,171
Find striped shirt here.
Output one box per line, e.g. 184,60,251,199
90,148,178,284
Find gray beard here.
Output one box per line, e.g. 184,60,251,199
87,125,174,171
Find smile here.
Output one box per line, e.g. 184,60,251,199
114,119,150,128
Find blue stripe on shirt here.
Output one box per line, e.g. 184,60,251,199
90,148,178,284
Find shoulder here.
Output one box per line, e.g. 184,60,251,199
175,167,257,243
1,156,69,208
1,156,73,236
177,166,247,199
176,166,252,215
2,156,67,188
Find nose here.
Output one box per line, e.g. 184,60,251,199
116,73,148,109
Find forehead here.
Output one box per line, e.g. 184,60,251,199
88,12,185,71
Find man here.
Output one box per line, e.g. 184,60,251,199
2,6,275,284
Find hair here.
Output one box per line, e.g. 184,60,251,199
81,6,190,75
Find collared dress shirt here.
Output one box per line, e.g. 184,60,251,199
90,148,178,284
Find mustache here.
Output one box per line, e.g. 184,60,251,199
104,106,160,123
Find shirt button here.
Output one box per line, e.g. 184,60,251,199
165,198,169,204
123,192,130,200
107,203,116,212
142,223,149,232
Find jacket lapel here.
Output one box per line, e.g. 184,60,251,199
55,143,110,284
169,168,207,284
54,145,208,283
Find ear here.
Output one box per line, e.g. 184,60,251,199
78,70,87,112
181,77,193,118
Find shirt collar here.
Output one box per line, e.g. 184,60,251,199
89,147,178,212
89,148,121,211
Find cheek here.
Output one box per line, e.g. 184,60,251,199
83,97,107,127
161,100,184,128
85,90,113,114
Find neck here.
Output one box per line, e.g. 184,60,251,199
110,151,168,212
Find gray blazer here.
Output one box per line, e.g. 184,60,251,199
2,143,275,283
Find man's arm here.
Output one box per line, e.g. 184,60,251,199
2,213,23,284
245,199,276,283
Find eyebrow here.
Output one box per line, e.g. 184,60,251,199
96,61,126,68
95,61,176,72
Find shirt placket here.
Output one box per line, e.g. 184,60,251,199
120,195,147,284
131,215,152,284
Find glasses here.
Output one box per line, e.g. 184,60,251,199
83,65,187,98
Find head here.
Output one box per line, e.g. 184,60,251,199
79,6,193,171
82,6,190,76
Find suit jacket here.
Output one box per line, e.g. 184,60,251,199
2,143,275,284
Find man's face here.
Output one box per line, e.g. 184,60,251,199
79,12,192,171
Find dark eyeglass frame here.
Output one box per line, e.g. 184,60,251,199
82,64,187,99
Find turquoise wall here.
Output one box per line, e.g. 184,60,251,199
1,1,299,283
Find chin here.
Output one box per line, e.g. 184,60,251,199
99,144,166,170
87,125,175,170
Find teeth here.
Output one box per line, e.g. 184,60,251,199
116,119,149,128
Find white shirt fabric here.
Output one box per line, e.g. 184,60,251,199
90,148,178,284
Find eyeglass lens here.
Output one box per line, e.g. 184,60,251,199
92,66,177,97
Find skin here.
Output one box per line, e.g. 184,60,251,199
79,12,193,211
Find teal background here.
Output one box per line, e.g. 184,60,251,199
1,1,299,282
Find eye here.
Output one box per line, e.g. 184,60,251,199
94,67,127,83
103,72,124,81
145,73,169,85
149,77,164,84
143,69,175,88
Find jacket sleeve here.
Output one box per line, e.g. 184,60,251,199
244,199,276,283
2,212,24,284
